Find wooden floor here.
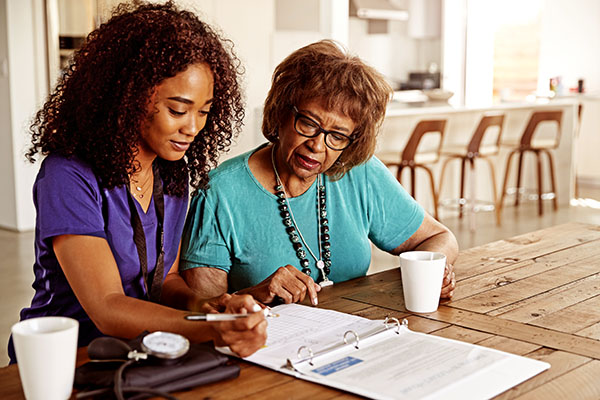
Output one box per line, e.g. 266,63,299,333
1,186,599,366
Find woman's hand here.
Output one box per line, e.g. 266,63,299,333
211,294,268,357
197,293,233,313
241,265,321,306
440,263,456,299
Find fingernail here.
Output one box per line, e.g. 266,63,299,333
252,304,261,312
313,297,318,305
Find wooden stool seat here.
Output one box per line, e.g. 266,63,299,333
380,119,446,220
496,110,563,223
501,138,557,149
442,143,500,157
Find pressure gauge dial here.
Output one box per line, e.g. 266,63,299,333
141,331,190,359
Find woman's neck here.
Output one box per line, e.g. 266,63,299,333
129,149,157,194
132,145,158,179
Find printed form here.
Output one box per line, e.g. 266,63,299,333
242,304,550,400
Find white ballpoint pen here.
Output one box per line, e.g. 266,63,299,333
184,313,252,321
185,307,275,321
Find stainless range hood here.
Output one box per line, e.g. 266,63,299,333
350,0,409,21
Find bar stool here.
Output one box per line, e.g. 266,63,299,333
496,110,563,223
438,114,505,226
379,120,446,219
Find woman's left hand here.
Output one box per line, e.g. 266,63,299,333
198,293,233,313
440,263,456,299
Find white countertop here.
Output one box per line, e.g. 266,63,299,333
385,97,580,117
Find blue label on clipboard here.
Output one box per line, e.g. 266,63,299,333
311,356,363,376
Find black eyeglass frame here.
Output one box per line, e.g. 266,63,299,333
291,106,354,151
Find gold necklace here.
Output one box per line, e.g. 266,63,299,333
130,170,153,199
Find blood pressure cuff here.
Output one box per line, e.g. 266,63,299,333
74,333,240,398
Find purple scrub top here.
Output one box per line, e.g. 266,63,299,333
8,154,188,363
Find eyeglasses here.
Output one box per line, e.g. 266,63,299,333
292,106,354,151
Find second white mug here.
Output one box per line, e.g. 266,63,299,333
400,251,446,313
12,316,79,400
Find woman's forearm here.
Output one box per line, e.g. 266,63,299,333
160,272,212,311
93,292,216,343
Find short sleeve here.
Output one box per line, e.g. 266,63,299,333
34,156,106,242
179,190,231,272
366,157,425,251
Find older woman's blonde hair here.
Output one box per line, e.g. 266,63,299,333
262,40,393,180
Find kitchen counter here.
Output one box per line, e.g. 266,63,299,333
385,97,579,117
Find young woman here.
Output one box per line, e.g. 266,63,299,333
8,2,265,364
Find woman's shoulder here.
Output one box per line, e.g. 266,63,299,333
339,155,387,181
39,154,96,181
209,145,265,183
34,154,104,210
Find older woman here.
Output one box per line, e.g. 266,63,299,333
180,40,458,306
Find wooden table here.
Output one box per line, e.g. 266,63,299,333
2,222,600,399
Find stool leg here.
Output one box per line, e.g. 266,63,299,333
545,150,559,210
422,166,439,220
483,157,498,210
536,150,543,216
515,152,524,206
497,150,517,225
438,157,454,204
396,165,404,185
459,158,466,218
469,158,476,232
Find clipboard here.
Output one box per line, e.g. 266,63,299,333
233,304,550,400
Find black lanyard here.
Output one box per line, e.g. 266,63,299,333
127,164,165,303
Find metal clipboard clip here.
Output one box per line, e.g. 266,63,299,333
285,316,408,372
343,330,360,349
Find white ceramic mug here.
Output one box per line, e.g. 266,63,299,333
400,251,446,313
12,316,79,400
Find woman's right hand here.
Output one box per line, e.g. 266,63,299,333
242,265,321,306
211,294,268,357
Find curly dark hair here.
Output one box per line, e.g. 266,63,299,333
262,40,392,180
26,1,244,196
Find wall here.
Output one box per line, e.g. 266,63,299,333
0,0,17,229
0,0,46,231
538,0,600,95
179,0,276,158
537,0,600,184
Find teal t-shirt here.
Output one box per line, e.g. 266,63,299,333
180,144,425,291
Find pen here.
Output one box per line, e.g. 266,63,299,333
185,313,251,321
185,308,276,322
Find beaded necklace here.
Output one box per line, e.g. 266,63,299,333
271,145,333,286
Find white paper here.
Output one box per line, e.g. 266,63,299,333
245,303,379,369
242,304,550,400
